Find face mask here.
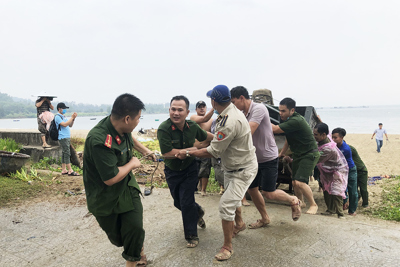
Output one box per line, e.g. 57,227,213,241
62,109,67,114
214,110,219,115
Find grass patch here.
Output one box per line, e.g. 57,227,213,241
369,175,400,221
0,175,45,206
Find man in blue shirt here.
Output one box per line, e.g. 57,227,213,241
332,127,358,216
371,123,389,153
55,102,78,176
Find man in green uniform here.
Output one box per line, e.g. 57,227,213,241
349,145,369,207
83,93,150,267
176,85,258,261
272,97,320,215
157,95,213,249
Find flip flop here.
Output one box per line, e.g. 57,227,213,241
68,172,80,176
137,254,147,266
232,223,246,238
215,246,233,261
248,219,270,229
61,172,68,175
291,200,302,221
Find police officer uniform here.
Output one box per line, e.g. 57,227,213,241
83,116,144,262
157,118,208,243
206,103,258,221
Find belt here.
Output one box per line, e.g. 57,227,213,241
226,168,244,173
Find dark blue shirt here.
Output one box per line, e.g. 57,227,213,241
338,141,355,169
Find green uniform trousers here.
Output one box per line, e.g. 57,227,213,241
95,188,144,262
323,190,344,216
357,169,369,207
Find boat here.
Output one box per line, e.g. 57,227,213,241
90,118,96,120
0,151,31,173
13,120,20,122
155,119,159,121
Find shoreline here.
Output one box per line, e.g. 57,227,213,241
1,129,399,176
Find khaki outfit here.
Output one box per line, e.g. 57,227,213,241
83,116,144,262
206,103,258,221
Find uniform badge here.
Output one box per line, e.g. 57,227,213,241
171,125,176,130
217,131,226,141
105,134,112,148
115,135,121,145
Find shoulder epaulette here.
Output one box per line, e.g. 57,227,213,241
104,134,112,148
220,115,229,127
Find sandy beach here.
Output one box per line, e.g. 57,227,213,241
71,130,400,177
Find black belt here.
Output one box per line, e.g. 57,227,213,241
226,168,244,173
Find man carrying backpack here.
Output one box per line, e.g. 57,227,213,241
55,102,79,176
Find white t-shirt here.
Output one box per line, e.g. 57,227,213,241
374,128,387,140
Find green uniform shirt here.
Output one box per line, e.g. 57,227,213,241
157,118,207,171
279,111,317,157
349,145,367,172
83,116,140,217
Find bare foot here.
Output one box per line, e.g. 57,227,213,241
306,205,318,214
201,191,207,196
300,201,307,208
232,223,246,238
242,200,251,206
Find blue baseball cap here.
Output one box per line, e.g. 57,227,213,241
206,85,231,103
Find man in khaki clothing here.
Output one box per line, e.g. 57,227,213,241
176,85,257,261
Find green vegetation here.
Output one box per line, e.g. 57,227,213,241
369,176,400,221
0,175,45,206
71,137,85,152
0,138,23,152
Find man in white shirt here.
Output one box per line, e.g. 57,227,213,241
371,123,389,153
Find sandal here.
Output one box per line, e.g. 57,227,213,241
137,254,147,266
61,172,68,175
68,172,80,176
232,223,246,238
291,200,302,221
215,246,233,261
186,238,199,248
248,219,270,229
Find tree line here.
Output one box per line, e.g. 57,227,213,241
0,92,196,119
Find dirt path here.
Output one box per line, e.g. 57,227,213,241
1,181,400,267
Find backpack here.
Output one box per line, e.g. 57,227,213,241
49,114,63,141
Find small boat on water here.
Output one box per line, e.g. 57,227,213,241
13,120,20,122
90,118,96,120
155,119,159,121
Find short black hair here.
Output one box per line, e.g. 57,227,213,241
280,97,296,110
315,123,329,135
170,95,189,109
111,93,145,120
230,86,250,99
332,127,346,138
379,123,383,125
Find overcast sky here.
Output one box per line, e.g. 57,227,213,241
1,0,399,108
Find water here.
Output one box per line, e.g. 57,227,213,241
0,105,399,134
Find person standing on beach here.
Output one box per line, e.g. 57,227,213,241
349,144,369,208
230,86,301,227
371,123,389,153
35,96,54,148
313,123,348,218
83,94,147,267
55,102,79,176
332,127,358,216
271,97,320,215
157,95,213,248
176,85,258,261
190,100,214,196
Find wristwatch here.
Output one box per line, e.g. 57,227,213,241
186,150,190,157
